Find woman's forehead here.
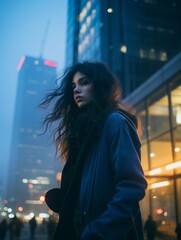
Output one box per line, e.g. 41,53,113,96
72,71,88,83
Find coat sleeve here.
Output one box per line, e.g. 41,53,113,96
80,113,147,240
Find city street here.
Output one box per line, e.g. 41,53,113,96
5,223,48,240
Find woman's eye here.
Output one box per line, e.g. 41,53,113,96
81,80,89,86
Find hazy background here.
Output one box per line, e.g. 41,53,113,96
0,0,67,186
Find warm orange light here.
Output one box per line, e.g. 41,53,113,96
18,207,23,212
156,208,163,214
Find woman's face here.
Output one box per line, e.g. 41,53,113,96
72,71,94,108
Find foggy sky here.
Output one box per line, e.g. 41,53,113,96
0,0,67,189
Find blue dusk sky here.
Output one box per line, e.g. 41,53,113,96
0,0,67,188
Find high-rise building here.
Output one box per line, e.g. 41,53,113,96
66,0,181,97
7,56,60,216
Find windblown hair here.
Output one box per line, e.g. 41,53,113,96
40,61,136,160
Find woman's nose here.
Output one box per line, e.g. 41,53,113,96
73,85,80,93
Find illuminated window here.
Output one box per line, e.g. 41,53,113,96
120,45,127,53
160,52,167,61
139,49,146,58
148,48,156,60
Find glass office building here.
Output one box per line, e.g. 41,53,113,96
7,56,60,217
125,52,181,239
66,0,181,98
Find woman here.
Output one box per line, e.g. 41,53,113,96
41,61,147,240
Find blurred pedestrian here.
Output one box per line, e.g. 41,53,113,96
42,61,147,239
47,216,56,240
0,218,8,240
29,216,37,239
41,218,47,232
175,223,181,240
9,215,23,240
144,215,157,240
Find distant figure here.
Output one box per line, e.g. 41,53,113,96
47,216,56,240
9,215,24,240
175,223,181,240
144,215,157,240
29,216,37,239
41,218,47,232
0,218,8,240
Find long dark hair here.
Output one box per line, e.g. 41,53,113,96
40,61,136,160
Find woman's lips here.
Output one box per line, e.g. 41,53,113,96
75,96,83,102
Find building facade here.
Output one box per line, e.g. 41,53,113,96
125,52,181,239
7,56,60,217
66,0,181,97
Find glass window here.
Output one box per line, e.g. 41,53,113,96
137,109,147,144
140,188,150,223
142,144,149,171
170,78,181,128
149,132,173,169
176,178,181,223
173,126,181,174
150,179,176,238
148,88,170,140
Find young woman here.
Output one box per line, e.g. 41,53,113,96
41,61,147,240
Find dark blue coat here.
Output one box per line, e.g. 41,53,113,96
46,112,147,240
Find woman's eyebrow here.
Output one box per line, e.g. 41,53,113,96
72,76,87,83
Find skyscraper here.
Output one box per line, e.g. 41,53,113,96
7,56,59,216
66,0,181,97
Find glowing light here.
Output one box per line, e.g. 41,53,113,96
149,168,162,176
107,8,113,13
156,208,163,214
151,181,170,189
150,152,155,158
44,60,57,67
22,179,28,183
1,212,7,217
120,45,127,53
40,196,45,202
176,106,181,124
165,161,181,170
29,179,38,184
175,147,180,152
164,212,168,216
9,214,15,219
8,208,12,213
18,207,23,212
39,213,49,218
29,212,34,218
28,183,33,189
17,56,25,71
4,200,8,204
86,1,91,10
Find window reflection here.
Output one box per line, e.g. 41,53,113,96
149,132,173,169
151,181,176,237
170,81,181,127
148,89,169,140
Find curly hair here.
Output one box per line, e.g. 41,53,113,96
40,61,136,160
